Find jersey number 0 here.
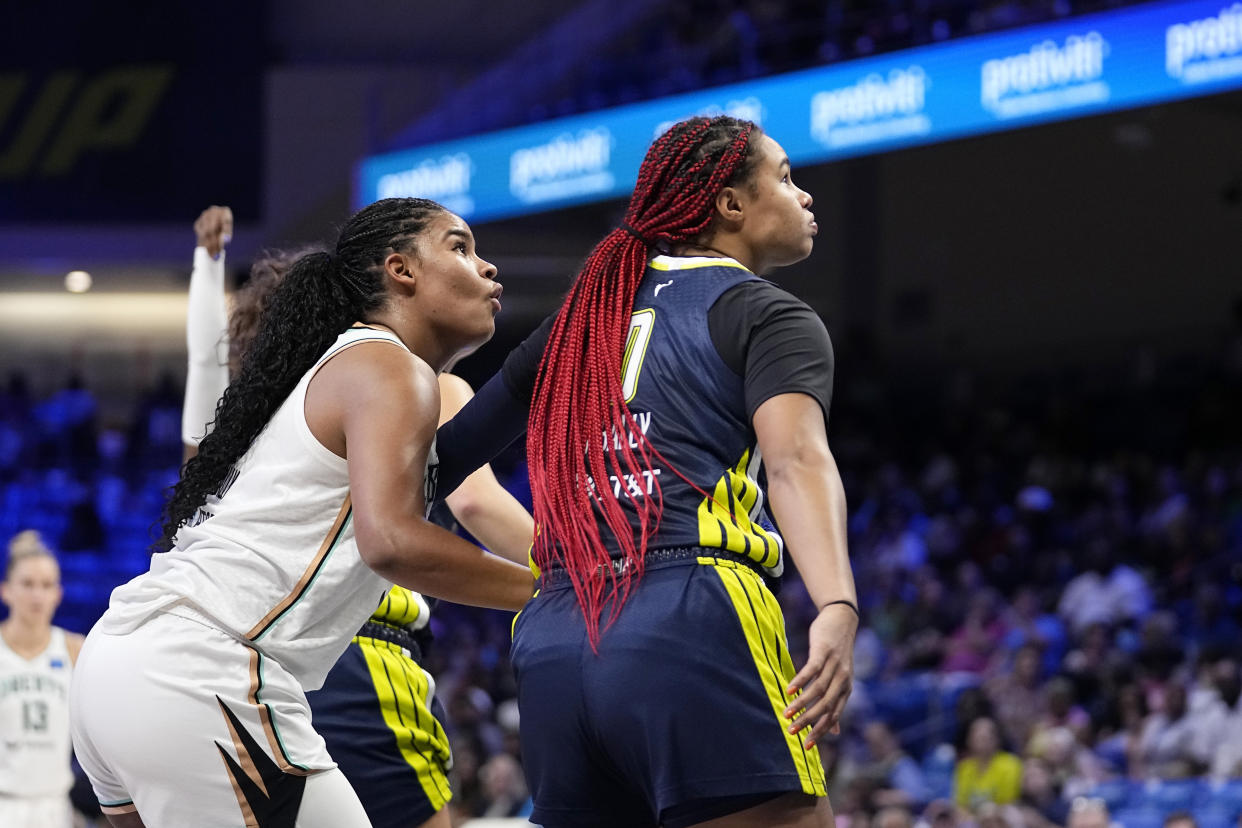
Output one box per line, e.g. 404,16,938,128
621,309,655,402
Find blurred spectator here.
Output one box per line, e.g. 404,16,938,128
477,753,532,819
1000,586,1067,674
858,720,934,810
1057,540,1151,636
1029,676,1092,747
953,717,1022,812
894,569,956,671
1136,681,1200,778
1016,756,1070,827
1065,796,1111,828
1210,669,1242,777
915,799,964,828
32,375,97,471
976,801,1024,828
875,805,915,828
941,588,1006,675
1182,584,1241,657
1164,811,1199,828
1213,718,1242,778
1095,682,1149,774
1189,657,1241,768
985,643,1044,749
1135,611,1186,688
1025,723,1107,801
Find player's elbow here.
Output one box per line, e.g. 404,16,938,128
354,514,452,586
353,516,410,578
763,436,834,485
445,486,487,528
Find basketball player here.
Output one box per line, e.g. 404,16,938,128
437,116,856,827
69,198,534,827
180,206,534,828
0,531,84,828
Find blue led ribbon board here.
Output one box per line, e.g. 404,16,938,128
356,0,1242,221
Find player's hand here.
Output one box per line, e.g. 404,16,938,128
783,603,857,748
194,205,234,258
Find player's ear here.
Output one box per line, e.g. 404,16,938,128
384,251,417,292
713,186,744,225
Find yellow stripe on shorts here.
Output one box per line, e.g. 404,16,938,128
355,636,453,809
700,557,828,796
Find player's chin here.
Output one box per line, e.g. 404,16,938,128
472,316,497,345
777,238,814,267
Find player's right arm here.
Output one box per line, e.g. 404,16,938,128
182,205,234,462
307,341,534,611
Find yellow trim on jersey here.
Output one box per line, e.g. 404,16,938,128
701,557,827,796
512,587,540,638
527,544,540,579
649,255,750,272
697,448,783,569
355,636,453,811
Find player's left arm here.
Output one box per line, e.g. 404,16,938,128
65,632,85,665
718,281,855,749
755,394,857,749
436,373,535,565
434,313,554,498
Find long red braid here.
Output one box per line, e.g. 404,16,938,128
528,116,760,647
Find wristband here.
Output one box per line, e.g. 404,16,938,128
818,599,859,618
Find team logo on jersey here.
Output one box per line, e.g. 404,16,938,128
49,658,64,669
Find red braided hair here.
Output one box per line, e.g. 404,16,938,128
528,116,761,647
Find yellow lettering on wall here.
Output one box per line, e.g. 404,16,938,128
0,72,79,179
41,65,175,176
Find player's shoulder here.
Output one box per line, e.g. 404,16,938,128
328,329,431,381
714,274,817,319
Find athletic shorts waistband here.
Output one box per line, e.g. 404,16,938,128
539,546,766,587
355,620,424,662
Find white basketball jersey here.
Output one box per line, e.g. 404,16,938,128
100,326,435,690
0,626,74,796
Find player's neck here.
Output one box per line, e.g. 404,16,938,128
0,618,52,658
671,239,754,271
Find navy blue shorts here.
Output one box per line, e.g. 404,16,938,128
511,554,827,828
307,634,452,828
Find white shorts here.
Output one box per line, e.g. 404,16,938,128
0,794,72,828
69,606,371,827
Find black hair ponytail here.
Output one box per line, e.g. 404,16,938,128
157,198,446,550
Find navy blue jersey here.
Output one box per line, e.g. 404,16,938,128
604,255,786,577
